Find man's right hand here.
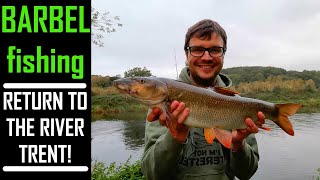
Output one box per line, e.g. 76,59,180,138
147,100,190,143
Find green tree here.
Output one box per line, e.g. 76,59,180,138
124,67,152,77
91,7,122,47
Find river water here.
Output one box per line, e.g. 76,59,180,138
92,113,320,180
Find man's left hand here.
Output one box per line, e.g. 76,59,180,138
231,111,265,151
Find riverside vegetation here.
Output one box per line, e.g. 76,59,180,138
91,156,145,180
91,66,320,179
91,159,320,180
92,66,320,116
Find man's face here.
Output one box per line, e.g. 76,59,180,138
186,33,224,87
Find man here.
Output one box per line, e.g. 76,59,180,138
141,19,265,180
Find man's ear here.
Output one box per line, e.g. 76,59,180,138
185,60,189,67
185,50,190,66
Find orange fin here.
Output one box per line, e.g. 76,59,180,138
259,125,271,131
213,128,232,149
204,128,216,144
275,103,302,136
257,122,271,131
214,87,240,96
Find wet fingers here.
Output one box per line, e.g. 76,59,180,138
170,100,180,112
245,118,259,133
171,102,185,118
147,107,161,122
177,108,190,124
257,111,265,124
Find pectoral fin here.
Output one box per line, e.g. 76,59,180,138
204,128,216,144
160,102,178,137
214,128,232,149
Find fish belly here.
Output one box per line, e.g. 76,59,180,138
183,101,268,130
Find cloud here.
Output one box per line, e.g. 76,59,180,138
92,0,320,78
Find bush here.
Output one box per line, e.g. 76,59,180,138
91,94,148,115
315,168,320,180
92,157,145,180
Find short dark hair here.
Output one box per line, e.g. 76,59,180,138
184,19,227,53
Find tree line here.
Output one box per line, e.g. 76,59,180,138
92,66,320,96
235,75,317,94
221,66,320,88
91,66,152,96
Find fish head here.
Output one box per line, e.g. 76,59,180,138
112,77,168,106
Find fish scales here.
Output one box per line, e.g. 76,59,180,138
158,77,277,129
113,77,301,137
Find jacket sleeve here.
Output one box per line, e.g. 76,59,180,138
140,111,185,180
228,134,259,180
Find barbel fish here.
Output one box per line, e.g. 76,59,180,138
113,77,302,148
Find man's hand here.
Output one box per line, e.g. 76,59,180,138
147,100,190,143
231,111,265,151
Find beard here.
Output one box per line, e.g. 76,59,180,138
189,70,217,87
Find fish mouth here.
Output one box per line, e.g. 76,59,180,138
117,84,127,90
113,82,137,94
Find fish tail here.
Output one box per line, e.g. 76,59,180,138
275,103,302,136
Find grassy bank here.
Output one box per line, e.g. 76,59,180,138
91,90,320,117
91,159,319,180
242,90,320,113
92,94,149,115
91,157,145,180
91,74,320,115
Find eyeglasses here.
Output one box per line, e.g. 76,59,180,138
186,46,226,57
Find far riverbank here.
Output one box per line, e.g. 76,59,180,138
91,90,320,119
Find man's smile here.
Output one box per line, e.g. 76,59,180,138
197,65,213,69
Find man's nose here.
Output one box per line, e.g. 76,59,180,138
201,51,212,60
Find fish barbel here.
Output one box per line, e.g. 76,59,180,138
113,77,302,148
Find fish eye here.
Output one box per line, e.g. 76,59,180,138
140,80,145,84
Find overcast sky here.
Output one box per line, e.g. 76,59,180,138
92,0,320,79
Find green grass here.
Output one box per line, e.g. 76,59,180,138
91,89,320,117
91,157,145,180
316,168,320,180
91,94,148,116
91,159,319,180
242,90,320,113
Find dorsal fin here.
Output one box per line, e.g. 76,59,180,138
214,87,240,96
